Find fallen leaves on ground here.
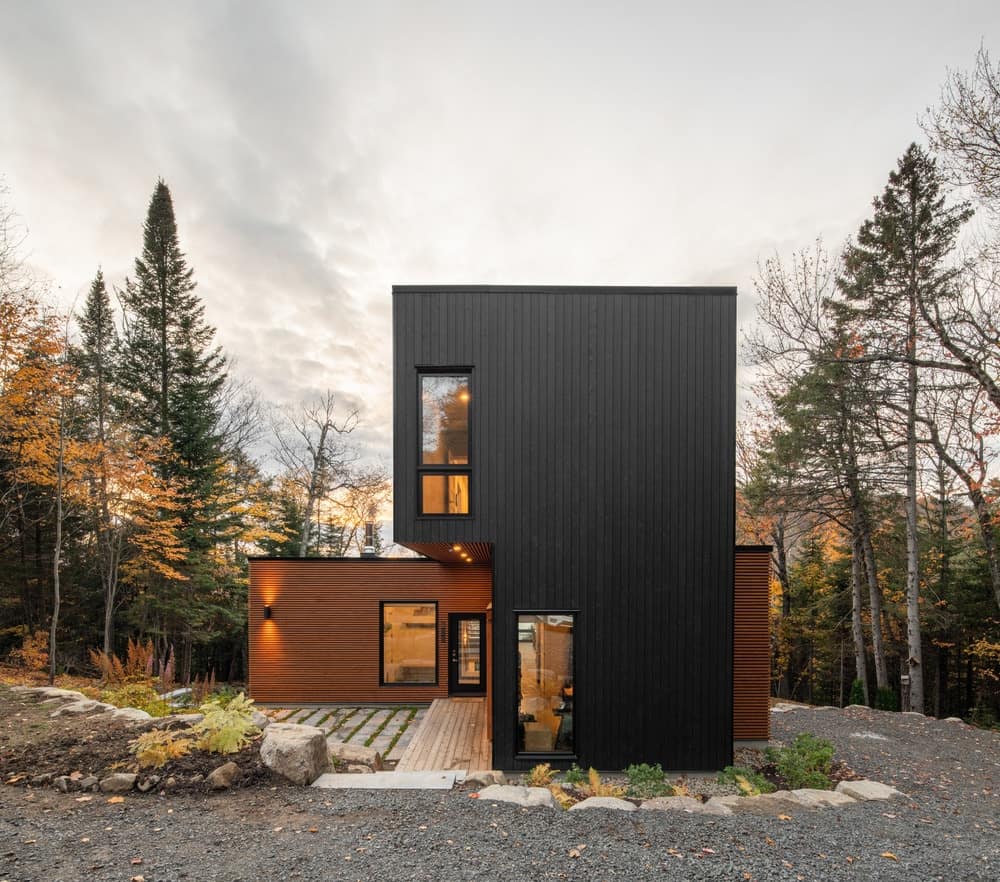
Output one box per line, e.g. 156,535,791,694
881,851,899,861
107,796,124,804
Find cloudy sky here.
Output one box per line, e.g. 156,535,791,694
2,1,998,474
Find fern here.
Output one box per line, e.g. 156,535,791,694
193,692,260,755
584,767,626,798
130,729,193,769
525,762,554,787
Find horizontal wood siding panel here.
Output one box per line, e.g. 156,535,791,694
734,549,771,741
248,560,491,704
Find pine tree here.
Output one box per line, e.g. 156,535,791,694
119,180,228,679
836,143,973,713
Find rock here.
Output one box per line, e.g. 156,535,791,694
569,796,637,812
32,687,85,700
53,775,74,793
327,740,384,770
943,716,964,723
51,699,113,717
346,763,373,774
844,704,870,711
157,713,204,729
159,687,192,701
163,776,177,790
701,796,735,816
190,773,204,783
770,703,799,714
731,792,810,816
99,773,137,793
260,723,329,785
106,707,153,723
464,770,507,787
901,711,925,717
79,775,99,792
137,775,161,793
250,710,270,729
835,780,904,801
641,796,706,812
29,773,53,787
791,788,857,808
476,785,557,808
849,731,888,741
207,762,241,790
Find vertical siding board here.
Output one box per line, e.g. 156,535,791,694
392,287,736,770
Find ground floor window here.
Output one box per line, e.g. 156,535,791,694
516,613,574,753
382,602,437,685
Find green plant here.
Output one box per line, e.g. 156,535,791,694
582,768,626,798
101,683,171,717
525,762,555,787
874,687,899,711
969,705,999,729
130,729,193,768
766,733,835,790
717,765,775,796
209,684,241,707
562,763,585,786
193,692,260,754
848,679,867,706
625,762,673,798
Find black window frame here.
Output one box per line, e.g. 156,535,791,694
379,600,439,687
417,368,473,518
513,609,578,761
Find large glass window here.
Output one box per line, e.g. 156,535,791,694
516,614,574,754
382,602,437,685
419,372,471,515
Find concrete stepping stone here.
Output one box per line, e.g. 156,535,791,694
569,796,637,812
325,708,361,735
298,708,329,727
312,770,458,790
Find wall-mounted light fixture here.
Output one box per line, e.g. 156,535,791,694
264,605,273,620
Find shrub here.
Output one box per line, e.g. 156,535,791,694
210,684,242,707
625,762,673,798
190,669,218,705
101,683,171,717
525,762,555,787
848,679,867,706
717,765,775,796
874,687,899,711
130,729,193,769
581,768,626,798
193,692,260,754
766,733,835,790
8,629,49,672
548,783,575,809
89,638,155,685
562,763,585,786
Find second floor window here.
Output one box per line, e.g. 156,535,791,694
420,372,471,515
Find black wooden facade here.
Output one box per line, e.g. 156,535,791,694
392,285,737,770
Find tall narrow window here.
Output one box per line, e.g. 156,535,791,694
516,614,575,754
419,372,471,515
382,602,437,685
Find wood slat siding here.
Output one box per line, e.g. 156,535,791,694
393,287,737,770
248,559,491,704
734,547,771,741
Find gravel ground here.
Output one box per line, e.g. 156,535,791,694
2,705,997,882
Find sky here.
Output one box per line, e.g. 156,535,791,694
2,1,998,482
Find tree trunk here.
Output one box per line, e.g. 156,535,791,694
772,515,792,699
49,398,65,686
904,271,924,713
850,520,870,705
860,528,889,689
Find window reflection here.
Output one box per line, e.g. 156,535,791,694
517,614,574,753
421,375,469,465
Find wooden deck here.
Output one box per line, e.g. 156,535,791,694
395,697,491,771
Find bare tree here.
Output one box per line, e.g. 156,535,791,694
271,392,364,556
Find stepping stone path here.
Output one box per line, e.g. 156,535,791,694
261,705,424,761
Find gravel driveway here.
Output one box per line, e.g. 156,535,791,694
2,705,997,881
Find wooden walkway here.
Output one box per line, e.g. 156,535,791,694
395,697,491,771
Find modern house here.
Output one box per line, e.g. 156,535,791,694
249,286,771,771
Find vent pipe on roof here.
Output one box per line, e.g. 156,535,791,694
362,521,377,558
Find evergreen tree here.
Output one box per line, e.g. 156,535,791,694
119,180,228,679
835,143,973,712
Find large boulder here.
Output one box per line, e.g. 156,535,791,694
106,707,153,723
476,785,557,808
51,699,113,717
791,788,857,808
260,723,329,785
327,739,383,770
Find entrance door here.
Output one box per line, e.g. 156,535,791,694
448,613,486,694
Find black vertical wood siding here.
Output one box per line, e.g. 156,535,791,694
393,286,737,770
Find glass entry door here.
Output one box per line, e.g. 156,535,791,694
448,613,486,694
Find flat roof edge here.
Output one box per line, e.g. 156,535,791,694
392,284,737,296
